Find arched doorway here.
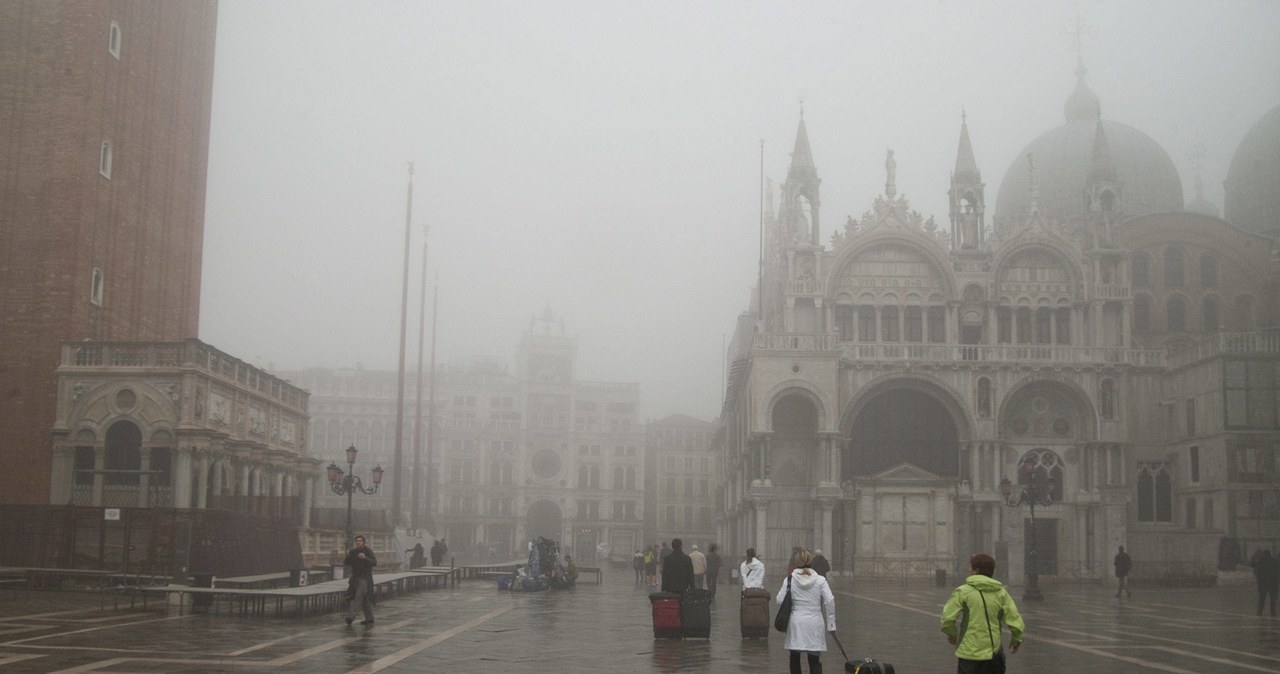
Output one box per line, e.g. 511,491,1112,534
845,389,959,478
526,500,562,541
765,393,821,569
840,383,964,570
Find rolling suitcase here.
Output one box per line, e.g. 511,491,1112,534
681,588,712,639
832,632,895,673
650,592,683,639
740,588,770,638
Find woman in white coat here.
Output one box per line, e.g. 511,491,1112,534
740,547,766,590
776,548,836,673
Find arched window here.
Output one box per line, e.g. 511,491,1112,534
1034,308,1052,344
1055,307,1072,344
1167,296,1186,331
1101,378,1117,420
1202,296,1220,333
1186,498,1197,529
834,305,853,341
1164,247,1185,287
1016,449,1064,503
1015,307,1031,344
1134,295,1152,333
904,306,923,342
881,306,899,342
104,420,141,488
977,378,992,418
1132,252,1150,286
1200,254,1218,288
1236,295,1256,330
1136,462,1172,522
857,306,876,341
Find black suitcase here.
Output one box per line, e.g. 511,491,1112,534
832,632,895,673
681,588,711,638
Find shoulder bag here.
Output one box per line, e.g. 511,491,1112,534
977,589,1006,674
773,576,793,632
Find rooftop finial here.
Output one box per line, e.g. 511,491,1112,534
885,149,897,199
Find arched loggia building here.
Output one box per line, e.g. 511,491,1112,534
718,95,1280,584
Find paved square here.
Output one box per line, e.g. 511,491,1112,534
2,567,1280,672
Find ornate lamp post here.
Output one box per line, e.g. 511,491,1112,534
1000,457,1054,602
326,445,384,550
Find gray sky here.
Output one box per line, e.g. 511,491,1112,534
200,0,1280,422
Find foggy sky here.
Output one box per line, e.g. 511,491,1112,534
199,0,1280,422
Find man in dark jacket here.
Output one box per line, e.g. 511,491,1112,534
661,538,694,594
812,549,832,577
1114,546,1133,597
705,544,723,602
344,535,377,626
1253,549,1280,616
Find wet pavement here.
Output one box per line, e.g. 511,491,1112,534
2,566,1280,672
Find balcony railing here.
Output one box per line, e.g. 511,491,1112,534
61,339,308,410
1092,283,1131,300
786,279,821,296
752,333,836,352
753,333,1164,366
1166,332,1280,369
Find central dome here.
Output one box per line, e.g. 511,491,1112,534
1224,104,1280,236
994,72,1183,230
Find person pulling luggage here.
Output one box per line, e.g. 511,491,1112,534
776,548,836,673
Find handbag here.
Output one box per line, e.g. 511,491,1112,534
773,576,793,632
977,589,1006,674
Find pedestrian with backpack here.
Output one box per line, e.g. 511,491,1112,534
941,552,1024,673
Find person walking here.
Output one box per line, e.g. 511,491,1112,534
811,549,831,578
1253,548,1280,616
690,544,708,589
941,552,1025,673
658,541,672,581
1113,545,1133,597
429,539,442,567
645,544,659,586
343,534,378,626
777,548,836,673
660,538,694,594
706,544,723,602
632,549,645,584
740,547,766,590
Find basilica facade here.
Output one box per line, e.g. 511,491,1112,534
717,70,1280,585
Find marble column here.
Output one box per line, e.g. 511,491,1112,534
819,502,834,559
302,476,314,528
754,501,769,558
173,447,193,509
138,447,152,508
196,450,209,509
49,445,74,505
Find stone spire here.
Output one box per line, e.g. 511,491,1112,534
780,109,821,245
787,110,818,184
953,109,981,184
1088,108,1117,183
1064,61,1101,123
885,149,897,199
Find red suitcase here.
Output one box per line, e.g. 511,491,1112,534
649,592,682,639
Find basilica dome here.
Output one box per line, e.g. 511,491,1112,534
994,70,1183,230
1224,104,1280,236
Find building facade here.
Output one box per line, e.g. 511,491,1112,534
0,1,218,504
718,72,1280,583
285,311,647,564
645,415,717,551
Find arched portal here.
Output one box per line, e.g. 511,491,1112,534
526,500,562,541
844,389,960,479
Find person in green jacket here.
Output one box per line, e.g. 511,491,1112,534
940,553,1024,673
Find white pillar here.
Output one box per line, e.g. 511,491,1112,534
173,448,193,509
820,504,833,558
754,501,768,559
138,447,152,508
49,445,74,505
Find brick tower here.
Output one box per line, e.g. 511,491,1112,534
0,1,218,503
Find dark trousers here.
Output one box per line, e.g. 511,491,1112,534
1257,585,1278,615
789,650,821,674
706,572,719,601
957,657,1001,674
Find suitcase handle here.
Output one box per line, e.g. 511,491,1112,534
830,631,850,661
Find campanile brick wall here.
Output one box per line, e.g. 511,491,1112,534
0,1,218,503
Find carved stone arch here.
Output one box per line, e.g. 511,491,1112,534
991,241,1085,289
962,283,986,302
760,380,829,433
823,230,959,301
997,375,1098,442
69,381,181,439
839,373,975,442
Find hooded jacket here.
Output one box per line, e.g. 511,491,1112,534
775,568,836,652
940,574,1025,661
740,557,766,589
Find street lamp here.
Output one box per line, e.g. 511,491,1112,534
1000,457,1054,602
327,444,384,550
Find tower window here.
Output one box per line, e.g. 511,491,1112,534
1167,296,1186,332
1189,446,1200,483
1100,379,1117,420
108,21,121,59
1136,462,1172,522
1200,254,1218,288
90,268,104,306
1164,246,1185,287
99,141,112,179
1134,295,1152,333
1203,296,1220,332
1132,253,1150,286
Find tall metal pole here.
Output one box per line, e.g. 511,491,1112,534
345,471,355,550
424,282,439,531
411,226,429,530
758,139,764,322
392,163,414,528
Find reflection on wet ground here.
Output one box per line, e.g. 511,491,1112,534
2,566,1280,672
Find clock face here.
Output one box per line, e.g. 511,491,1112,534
531,450,561,479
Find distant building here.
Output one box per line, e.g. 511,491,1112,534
645,415,717,551
283,309,647,563
718,70,1280,581
0,1,218,504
